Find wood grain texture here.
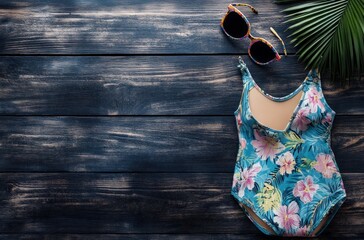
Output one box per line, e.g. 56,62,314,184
1,0,363,238
0,234,294,240
0,56,362,115
0,116,362,173
0,0,294,54
0,234,363,240
0,173,362,236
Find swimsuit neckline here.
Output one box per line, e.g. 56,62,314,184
244,71,311,133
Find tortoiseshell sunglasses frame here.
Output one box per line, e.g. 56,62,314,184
220,3,287,65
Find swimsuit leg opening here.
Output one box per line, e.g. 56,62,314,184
231,191,278,236
308,191,347,237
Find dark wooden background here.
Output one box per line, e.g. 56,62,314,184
0,0,363,239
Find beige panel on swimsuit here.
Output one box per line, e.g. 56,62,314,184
248,87,303,131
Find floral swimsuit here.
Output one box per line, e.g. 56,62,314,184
231,57,346,237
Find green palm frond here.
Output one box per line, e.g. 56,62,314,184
275,0,364,83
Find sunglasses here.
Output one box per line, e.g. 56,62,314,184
221,3,287,65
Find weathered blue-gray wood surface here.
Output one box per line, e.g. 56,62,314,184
0,0,363,239
0,56,362,115
0,116,362,173
0,0,293,54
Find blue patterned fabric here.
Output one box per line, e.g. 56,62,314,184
231,57,346,237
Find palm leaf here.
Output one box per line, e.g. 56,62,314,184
275,0,364,83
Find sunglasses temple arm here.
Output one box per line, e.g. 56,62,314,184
230,3,258,14
270,27,287,56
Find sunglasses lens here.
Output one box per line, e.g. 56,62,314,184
223,12,248,38
250,41,277,64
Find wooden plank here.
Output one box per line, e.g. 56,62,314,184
0,0,294,54
0,234,362,240
0,56,362,115
0,116,362,173
0,173,362,236
0,235,282,240
0,234,264,240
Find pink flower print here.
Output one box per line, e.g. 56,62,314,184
291,107,311,132
306,87,325,113
238,163,262,197
273,201,300,231
236,112,243,126
296,226,309,236
276,152,296,175
251,129,285,161
284,225,309,237
314,153,337,178
321,112,332,124
240,137,247,150
293,176,319,203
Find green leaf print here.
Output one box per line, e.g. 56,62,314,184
252,182,260,193
267,165,285,186
310,195,333,227
240,155,257,167
284,131,305,149
256,183,282,213
299,157,317,170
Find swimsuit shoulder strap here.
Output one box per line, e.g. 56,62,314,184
306,68,322,88
306,68,336,115
237,56,252,85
